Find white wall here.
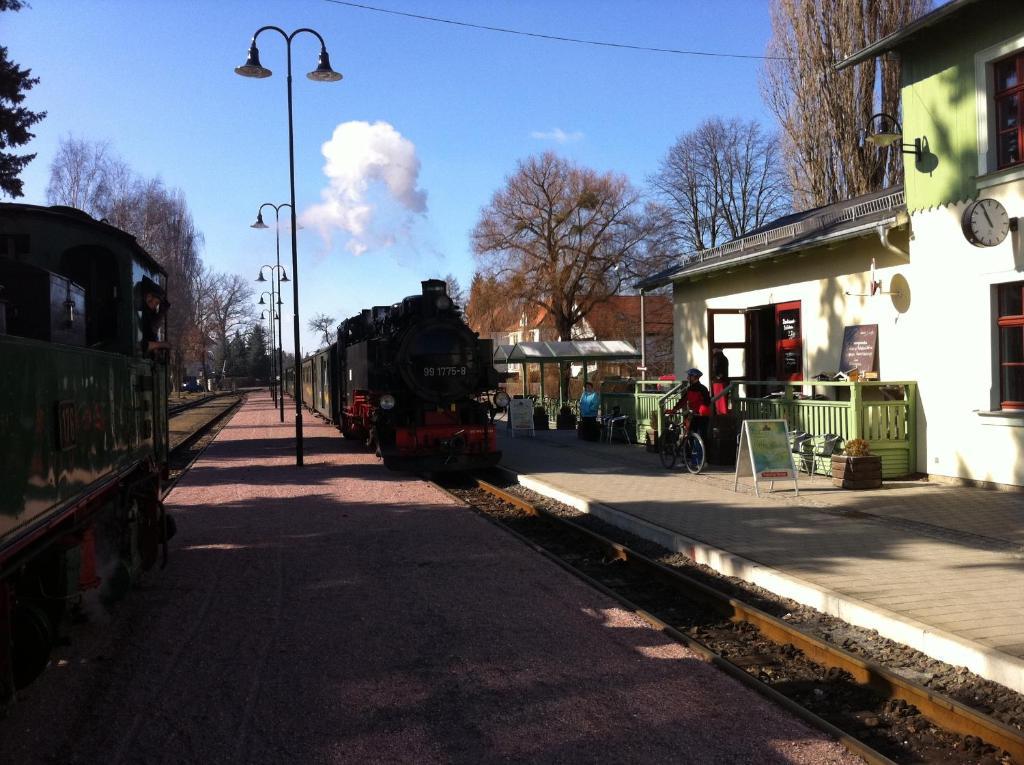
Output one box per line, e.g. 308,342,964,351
896,183,1024,486
670,204,1024,487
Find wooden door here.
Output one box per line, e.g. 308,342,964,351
774,301,803,381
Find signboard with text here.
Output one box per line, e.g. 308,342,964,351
509,398,535,438
734,419,799,497
840,324,878,376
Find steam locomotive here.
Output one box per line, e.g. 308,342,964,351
289,279,507,471
0,203,171,709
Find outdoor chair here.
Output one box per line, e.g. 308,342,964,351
789,430,812,472
604,414,633,444
802,433,843,476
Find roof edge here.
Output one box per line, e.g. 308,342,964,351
835,0,982,71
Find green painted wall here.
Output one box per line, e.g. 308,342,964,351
899,1,1024,211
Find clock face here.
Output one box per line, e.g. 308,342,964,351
963,198,1010,247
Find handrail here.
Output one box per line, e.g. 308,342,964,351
682,190,905,268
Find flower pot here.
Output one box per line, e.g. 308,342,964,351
831,454,882,489
533,407,549,431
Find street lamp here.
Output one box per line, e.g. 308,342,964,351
257,284,284,407
252,203,295,424
257,295,278,402
236,26,343,466
256,261,289,421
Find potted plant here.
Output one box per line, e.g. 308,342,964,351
832,438,882,489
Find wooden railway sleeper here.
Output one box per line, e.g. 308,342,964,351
473,479,1024,764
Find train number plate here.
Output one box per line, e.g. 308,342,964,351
422,366,468,377
56,400,77,450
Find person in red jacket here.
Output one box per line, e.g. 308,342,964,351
670,368,711,442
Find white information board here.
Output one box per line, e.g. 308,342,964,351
734,419,799,497
509,398,535,438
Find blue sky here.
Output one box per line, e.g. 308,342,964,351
6,0,777,354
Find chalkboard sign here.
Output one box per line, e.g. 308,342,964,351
840,324,878,375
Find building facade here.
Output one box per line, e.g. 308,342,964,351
641,0,1024,487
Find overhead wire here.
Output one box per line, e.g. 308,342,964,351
321,0,790,60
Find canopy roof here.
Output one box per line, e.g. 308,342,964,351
498,340,640,363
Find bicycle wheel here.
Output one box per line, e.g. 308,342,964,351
683,432,706,474
659,433,677,469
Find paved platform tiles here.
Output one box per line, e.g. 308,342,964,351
496,425,1024,694
123,391,856,764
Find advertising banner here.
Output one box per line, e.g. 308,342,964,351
735,419,799,497
509,398,535,438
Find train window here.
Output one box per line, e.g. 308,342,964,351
60,246,122,350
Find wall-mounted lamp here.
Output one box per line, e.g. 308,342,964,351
845,258,903,297
863,112,922,162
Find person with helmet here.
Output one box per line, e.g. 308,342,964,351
669,368,711,442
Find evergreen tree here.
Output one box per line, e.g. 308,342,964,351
247,324,270,380
0,1,46,198
225,330,247,376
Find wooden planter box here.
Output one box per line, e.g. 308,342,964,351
831,455,882,489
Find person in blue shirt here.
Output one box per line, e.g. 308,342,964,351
577,381,601,441
579,382,600,419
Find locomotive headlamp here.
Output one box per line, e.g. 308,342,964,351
380,394,396,410
493,390,511,409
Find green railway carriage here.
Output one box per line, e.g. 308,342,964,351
0,203,170,708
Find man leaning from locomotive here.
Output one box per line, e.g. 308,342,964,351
137,276,170,355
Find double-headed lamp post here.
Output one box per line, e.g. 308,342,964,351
256,263,288,422
257,290,278,402
236,26,343,467
250,204,294,423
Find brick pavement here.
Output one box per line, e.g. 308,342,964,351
78,390,851,765
496,425,1024,694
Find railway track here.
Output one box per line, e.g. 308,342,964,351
163,394,242,498
438,475,1023,765
168,392,234,417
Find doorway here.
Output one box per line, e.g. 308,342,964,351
708,301,803,388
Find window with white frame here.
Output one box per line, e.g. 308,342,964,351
976,33,1024,179
994,53,1023,169
996,281,1024,410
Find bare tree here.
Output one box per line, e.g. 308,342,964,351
46,137,127,214
473,153,649,341
308,312,335,347
761,0,929,207
46,137,208,385
207,273,254,375
473,152,654,393
649,117,790,255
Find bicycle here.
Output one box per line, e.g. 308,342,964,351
659,410,706,474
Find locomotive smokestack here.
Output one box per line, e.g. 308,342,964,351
421,279,446,297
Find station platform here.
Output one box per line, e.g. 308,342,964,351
496,423,1024,695
55,390,849,764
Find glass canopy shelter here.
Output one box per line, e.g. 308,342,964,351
493,340,641,405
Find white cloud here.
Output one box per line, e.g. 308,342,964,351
303,121,427,256
530,127,584,144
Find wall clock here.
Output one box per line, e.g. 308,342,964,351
962,198,1010,247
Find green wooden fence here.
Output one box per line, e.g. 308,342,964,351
597,379,918,478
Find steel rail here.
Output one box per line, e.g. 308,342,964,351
162,396,243,499
472,478,1024,764
433,478,896,765
168,393,233,417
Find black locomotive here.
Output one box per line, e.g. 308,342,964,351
0,203,171,709
291,279,506,471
